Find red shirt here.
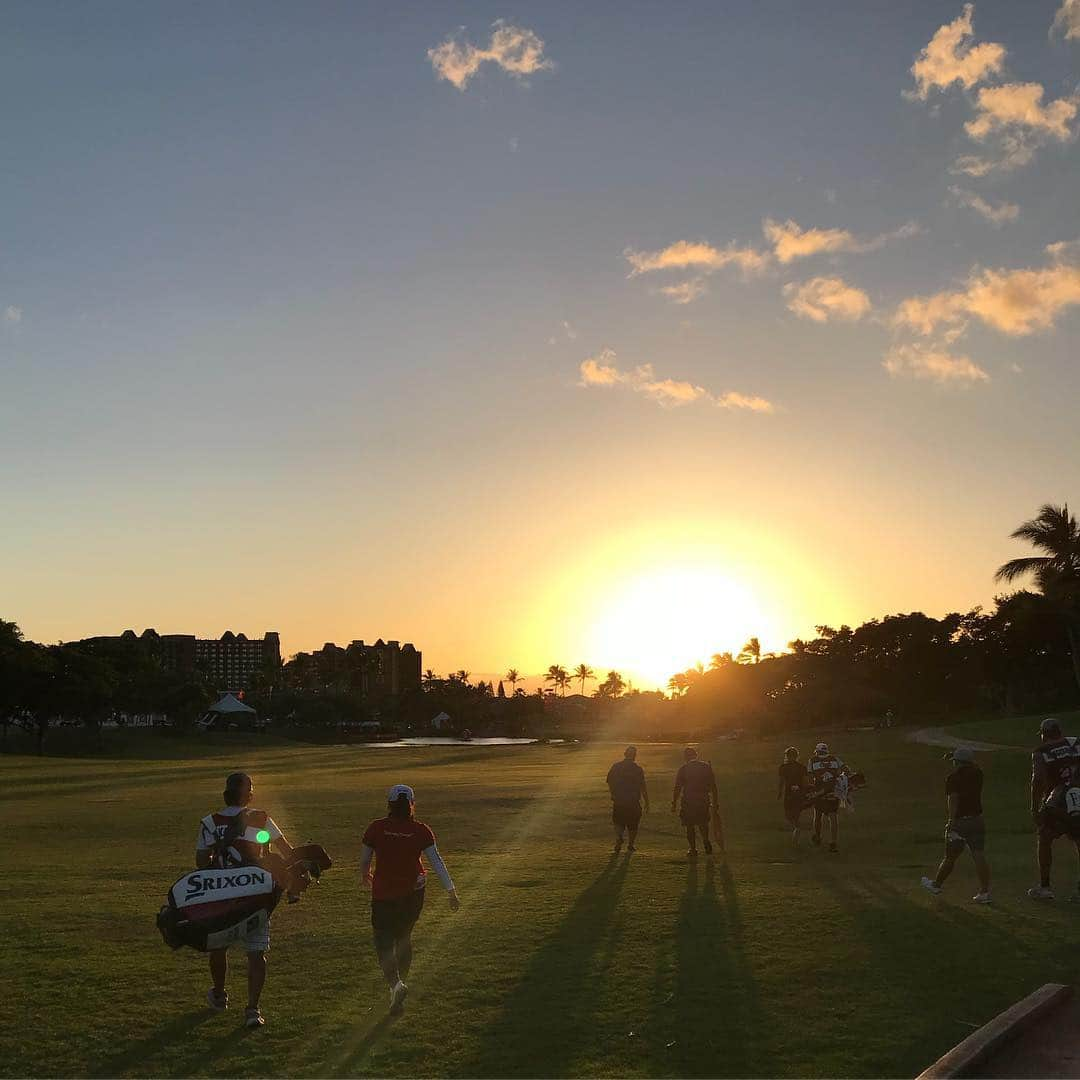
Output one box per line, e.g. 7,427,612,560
362,816,437,900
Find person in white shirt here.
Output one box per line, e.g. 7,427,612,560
194,772,294,1029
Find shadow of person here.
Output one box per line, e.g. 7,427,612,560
328,1015,393,1078
89,1009,212,1077
670,859,775,1078
458,856,632,1076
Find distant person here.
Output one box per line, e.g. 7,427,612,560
195,771,294,1029
777,747,808,845
807,743,849,853
606,746,650,854
672,746,722,859
1027,718,1080,902
360,784,460,1015
920,747,992,904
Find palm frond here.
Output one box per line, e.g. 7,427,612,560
994,556,1052,583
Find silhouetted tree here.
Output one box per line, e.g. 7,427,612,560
545,664,571,697
996,503,1080,692
573,663,595,696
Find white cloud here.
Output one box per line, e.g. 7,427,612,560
578,348,773,412
894,257,1080,337
624,240,770,277
428,21,553,91
783,277,871,323
658,278,708,305
3,306,21,324
948,185,1019,225
763,218,919,264
1046,237,1080,264
966,82,1078,141
907,4,1006,100
883,342,989,384
954,83,1078,174
1052,0,1080,40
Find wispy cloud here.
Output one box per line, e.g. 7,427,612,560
883,342,989,384
1046,237,1080,264
578,348,773,412
428,21,553,91
966,82,1078,140
763,218,919,264
624,240,770,277
3,305,21,324
948,185,1019,225
954,82,1078,174
1052,0,1080,40
906,4,1006,100
783,277,871,323
658,278,708,305
894,250,1080,337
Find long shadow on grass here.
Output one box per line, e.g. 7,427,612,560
89,1009,212,1077
803,861,1070,1078
456,853,632,1077
669,860,777,1078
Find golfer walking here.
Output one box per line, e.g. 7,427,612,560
360,784,460,1015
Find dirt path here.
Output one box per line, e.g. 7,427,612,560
907,727,1020,753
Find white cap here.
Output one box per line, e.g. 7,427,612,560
815,742,829,755
388,784,415,802
950,746,976,764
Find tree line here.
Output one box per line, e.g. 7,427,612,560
3,502,1079,750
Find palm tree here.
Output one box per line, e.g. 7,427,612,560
597,670,626,699
737,637,762,665
995,503,1080,691
504,668,521,695
422,668,439,687
545,664,571,696
573,663,595,696
667,672,688,698
709,651,734,670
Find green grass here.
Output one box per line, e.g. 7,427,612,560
943,708,1080,748
4,729,1080,1078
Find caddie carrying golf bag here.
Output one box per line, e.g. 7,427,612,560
156,810,331,952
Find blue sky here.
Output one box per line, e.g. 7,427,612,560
2,1,1078,683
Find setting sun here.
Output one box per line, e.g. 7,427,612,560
588,567,777,688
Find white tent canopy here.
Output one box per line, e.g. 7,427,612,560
206,693,256,716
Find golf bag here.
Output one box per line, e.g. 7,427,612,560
800,770,867,812
1039,784,1080,839
835,770,867,810
157,842,332,953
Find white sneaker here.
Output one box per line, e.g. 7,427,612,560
972,892,992,904
206,988,228,1011
920,877,942,895
1027,885,1055,901
389,980,408,1016
244,1007,265,1029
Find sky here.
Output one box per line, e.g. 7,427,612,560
2,1,1079,688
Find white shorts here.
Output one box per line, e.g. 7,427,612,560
241,919,270,953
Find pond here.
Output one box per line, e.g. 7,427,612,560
340,737,563,748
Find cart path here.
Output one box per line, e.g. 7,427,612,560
907,727,1021,753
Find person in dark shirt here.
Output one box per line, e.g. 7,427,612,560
671,746,721,859
777,747,808,846
1027,717,1080,901
606,746,649,855
920,747,991,903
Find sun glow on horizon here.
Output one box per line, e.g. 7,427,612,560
587,566,778,689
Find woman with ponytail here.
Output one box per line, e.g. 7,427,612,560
360,784,460,1015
